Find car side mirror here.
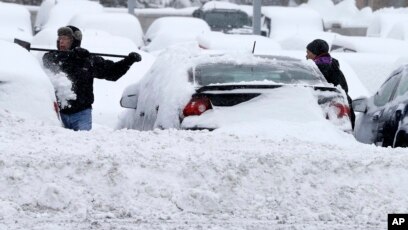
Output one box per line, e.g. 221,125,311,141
352,97,368,113
120,93,138,109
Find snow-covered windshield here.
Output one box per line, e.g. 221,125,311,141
193,63,323,86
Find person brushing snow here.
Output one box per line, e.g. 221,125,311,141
43,25,141,131
306,39,355,130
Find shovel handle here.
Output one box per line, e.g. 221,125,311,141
30,47,127,58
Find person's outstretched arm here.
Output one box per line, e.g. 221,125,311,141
91,52,141,81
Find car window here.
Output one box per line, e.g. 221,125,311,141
395,73,408,98
203,11,249,29
194,63,322,86
374,75,400,107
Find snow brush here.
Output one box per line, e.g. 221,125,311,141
14,38,128,58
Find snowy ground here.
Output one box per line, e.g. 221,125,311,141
1,109,408,229
3,1,408,229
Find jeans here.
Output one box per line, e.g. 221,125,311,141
60,108,92,131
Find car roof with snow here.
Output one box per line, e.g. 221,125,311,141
39,0,104,31
69,12,144,47
197,32,281,52
332,34,408,54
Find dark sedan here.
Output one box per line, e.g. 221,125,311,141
353,64,408,147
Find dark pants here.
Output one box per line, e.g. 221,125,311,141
347,95,355,130
60,108,92,131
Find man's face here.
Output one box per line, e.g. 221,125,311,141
58,35,73,51
306,50,316,60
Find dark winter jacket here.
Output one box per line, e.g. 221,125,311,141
43,49,135,114
314,53,348,93
314,53,355,129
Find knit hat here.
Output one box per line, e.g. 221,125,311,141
306,39,329,56
57,25,82,49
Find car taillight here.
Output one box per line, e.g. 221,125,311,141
330,102,350,118
183,97,212,117
53,101,60,120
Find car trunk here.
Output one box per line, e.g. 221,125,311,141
194,84,341,106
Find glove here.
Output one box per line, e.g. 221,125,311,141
126,52,142,63
73,47,90,59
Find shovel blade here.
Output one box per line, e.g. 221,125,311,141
14,38,31,51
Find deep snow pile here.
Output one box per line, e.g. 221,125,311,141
1,110,408,229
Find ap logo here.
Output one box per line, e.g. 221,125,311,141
389,214,408,230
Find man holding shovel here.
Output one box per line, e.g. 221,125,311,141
42,25,141,131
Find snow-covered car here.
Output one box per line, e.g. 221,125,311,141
197,31,281,53
331,34,408,54
34,0,104,33
366,13,408,38
353,64,408,147
0,40,60,125
0,2,33,42
142,17,210,52
192,1,251,33
118,47,352,131
69,12,144,48
258,6,337,51
261,6,324,39
386,20,408,41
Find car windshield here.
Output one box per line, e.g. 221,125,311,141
193,63,323,86
204,11,249,29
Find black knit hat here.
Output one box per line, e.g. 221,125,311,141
57,25,82,49
306,39,329,56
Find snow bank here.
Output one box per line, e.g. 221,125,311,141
1,110,407,229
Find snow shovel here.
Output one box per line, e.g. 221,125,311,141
14,38,128,58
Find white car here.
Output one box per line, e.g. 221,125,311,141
142,17,210,52
259,6,337,51
367,13,408,38
0,2,33,42
0,40,60,125
331,34,408,54
261,6,324,40
192,1,251,33
118,47,352,131
35,0,104,33
69,13,144,48
386,20,408,41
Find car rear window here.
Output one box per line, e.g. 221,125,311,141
192,63,323,86
204,11,249,29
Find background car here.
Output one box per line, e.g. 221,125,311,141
331,34,408,54
34,0,104,33
0,2,33,43
353,64,408,147
142,16,210,53
192,1,251,33
118,47,352,131
0,40,60,125
68,12,144,48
